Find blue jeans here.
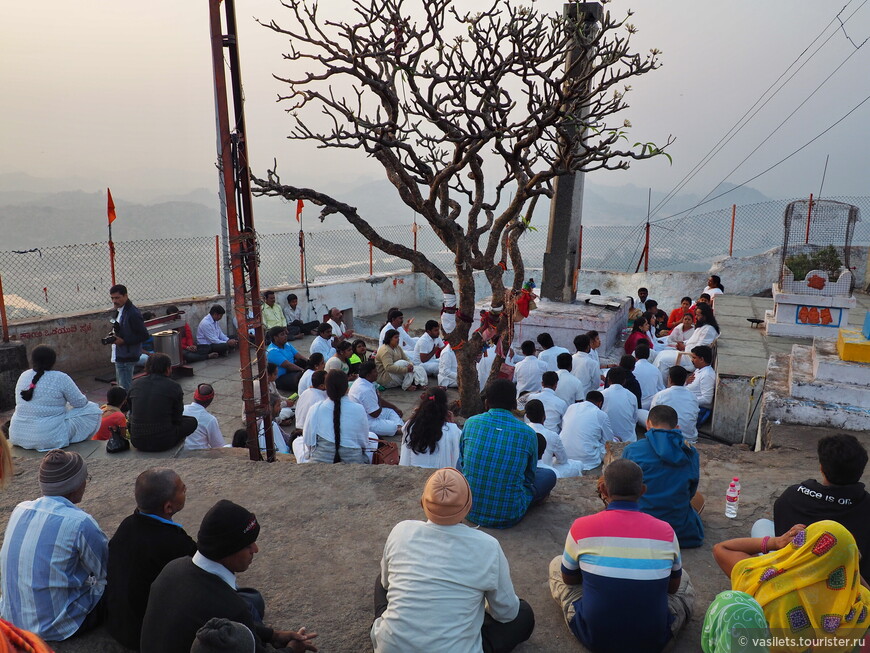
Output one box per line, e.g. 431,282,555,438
115,361,136,389
532,468,558,504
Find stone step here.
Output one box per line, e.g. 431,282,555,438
812,337,870,385
789,344,870,406
762,352,870,431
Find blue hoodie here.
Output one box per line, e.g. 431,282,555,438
623,428,704,548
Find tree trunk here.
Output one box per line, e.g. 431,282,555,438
452,261,484,416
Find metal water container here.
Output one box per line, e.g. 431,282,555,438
152,330,181,366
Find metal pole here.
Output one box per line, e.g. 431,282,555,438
299,231,306,285
215,235,221,294
369,242,374,276
805,193,814,244
209,0,273,461
643,221,650,272
0,274,9,343
108,223,116,286
729,204,736,256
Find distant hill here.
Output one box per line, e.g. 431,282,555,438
0,171,773,249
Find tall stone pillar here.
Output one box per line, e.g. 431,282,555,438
541,2,602,304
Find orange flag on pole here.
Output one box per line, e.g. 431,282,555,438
107,188,117,225
295,199,303,223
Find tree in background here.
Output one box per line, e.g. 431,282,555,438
253,0,671,415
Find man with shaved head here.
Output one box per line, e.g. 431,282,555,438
549,458,694,653
105,468,196,649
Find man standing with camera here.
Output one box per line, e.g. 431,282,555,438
108,284,149,390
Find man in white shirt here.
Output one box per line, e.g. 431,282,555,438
650,366,700,443
601,367,639,443
525,372,568,431
309,323,337,360
571,334,600,396
349,362,404,436
686,345,716,409
513,340,546,396
371,468,534,653
633,343,664,410
292,371,327,462
560,391,614,472
413,320,444,377
525,400,581,478
196,305,238,356
378,309,418,355
182,384,225,450
536,333,569,372
260,291,287,333
438,343,458,388
326,307,353,343
555,353,584,406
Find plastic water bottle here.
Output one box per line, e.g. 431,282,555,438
732,477,741,495
725,482,739,518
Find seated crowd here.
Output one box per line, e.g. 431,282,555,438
6,280,870,652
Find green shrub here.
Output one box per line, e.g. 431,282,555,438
784,246,842,282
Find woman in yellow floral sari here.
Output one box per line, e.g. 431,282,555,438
713,521,870,653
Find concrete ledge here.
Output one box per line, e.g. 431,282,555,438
813,338,870,384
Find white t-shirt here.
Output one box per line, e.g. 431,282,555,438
437,344,458,387
651,386,700,442
348,377,380,418
327,318,348,337
371,520,520,653
602,384,639,442
666,324,695,346
399,422,461,468
294,387,327,428
554,369,584,405
538,346,570,372
633,359,665,410
378,323,417,350
524,388,568,432
412,332,444,366
687,365,716,408
309,336,336,360
529,422,568,466
183,403,225,449
571,351,600,396
560,401,614,470
297,369,315,396
513,356,546,396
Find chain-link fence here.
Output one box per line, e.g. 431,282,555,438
2,195,868,323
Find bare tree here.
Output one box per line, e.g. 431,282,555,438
252,0,671,415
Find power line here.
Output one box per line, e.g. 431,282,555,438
650,90,870,223
648,0,868,218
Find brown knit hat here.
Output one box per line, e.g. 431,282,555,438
39,450,87,496
421,468,472,525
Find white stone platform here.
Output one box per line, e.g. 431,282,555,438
759,338,870,438
763,270,856,339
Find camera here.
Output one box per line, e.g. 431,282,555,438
101,334,117,345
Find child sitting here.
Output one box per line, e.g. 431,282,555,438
93,386,128,441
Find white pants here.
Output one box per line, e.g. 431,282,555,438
550,460,583,478
388,360,428,390
655,349,695,382
636,408,649,428
421,359,440,376
368,407,403,437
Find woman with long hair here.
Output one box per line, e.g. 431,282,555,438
9,345,101,450
399,388,461,468
375,329,427,391
711,520,870,653
302,370,372,464
703,275,725,307
654,302,721,375
624,316,654,355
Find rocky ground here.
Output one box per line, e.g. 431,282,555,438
2,423,867,653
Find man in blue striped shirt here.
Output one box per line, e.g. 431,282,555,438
0,450,108,641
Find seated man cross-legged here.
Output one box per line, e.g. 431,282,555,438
459,379,557,528
372,468,534,653
266,326,309,394
412,320,444,377
623,405,705,548
549,458,694,653
128,353,198,452
196,304,238,357
348,361,404,437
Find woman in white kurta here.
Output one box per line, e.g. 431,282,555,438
303,370,374,464
666,313,696,346
399,388,461,468
9,345,101,450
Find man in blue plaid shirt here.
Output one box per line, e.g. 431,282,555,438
459,379,557,528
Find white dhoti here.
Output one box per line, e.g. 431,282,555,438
388,359,428,390
421,359,440,376
368,408,403,437
654,349,695,382
551,460,583,478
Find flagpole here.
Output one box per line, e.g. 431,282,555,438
107,188,117,285
297,200,305,285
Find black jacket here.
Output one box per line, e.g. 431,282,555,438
114,300,150,363
128,373,185,448
774,479,870,581
140,557,274,653
105,511,196,649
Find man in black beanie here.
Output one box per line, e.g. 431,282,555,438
139,500,318,653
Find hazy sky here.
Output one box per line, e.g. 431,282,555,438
2,0,869,218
